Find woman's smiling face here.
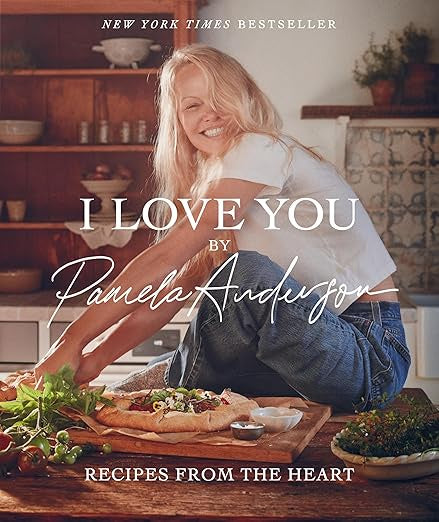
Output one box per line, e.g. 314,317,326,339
175,63,231,156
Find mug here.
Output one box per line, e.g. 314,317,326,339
7,200,26,222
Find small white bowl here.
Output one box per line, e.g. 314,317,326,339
250,407,303,433
0,120,44,145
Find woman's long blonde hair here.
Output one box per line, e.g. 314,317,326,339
152,44,321,279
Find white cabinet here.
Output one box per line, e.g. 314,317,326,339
0,322,38,363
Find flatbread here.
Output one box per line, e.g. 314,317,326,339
96,389,259,433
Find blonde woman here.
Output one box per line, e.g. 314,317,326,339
35,45,410,412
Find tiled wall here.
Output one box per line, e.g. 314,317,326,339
345,126,439,293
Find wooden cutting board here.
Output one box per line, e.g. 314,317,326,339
68,397,331,463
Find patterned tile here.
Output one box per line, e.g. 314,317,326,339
389,169,426,209
388,207,426,248
428,170,439,207
345,168,387,209
428,209,439,248
388,129,428,168
346,128,386,168
388,248,427,292
427,249,439,291
369,210,387,240
428,128,439,167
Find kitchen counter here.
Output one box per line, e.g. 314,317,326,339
0,389,437,521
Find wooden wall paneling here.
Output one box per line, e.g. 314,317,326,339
0,77,46,121
46,77,94,143
58,14,107,69
41,153,83,221
94,76,156,140
0,231,28,268
47,230,96,290
27,154,51,221
0,154,27,201
27,230,54,280
0,15,27,55
25,15,59,69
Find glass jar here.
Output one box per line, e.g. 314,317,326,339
96,120,110,144
134,120,149,144
77,121,91,144
119,121,131,144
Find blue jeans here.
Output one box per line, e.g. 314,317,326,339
164,251,411,412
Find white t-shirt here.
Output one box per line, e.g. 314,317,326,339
205,132,396,315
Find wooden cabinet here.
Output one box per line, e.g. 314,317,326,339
0,0,197,290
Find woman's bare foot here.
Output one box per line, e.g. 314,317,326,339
107,359,170,393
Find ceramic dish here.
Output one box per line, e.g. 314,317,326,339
230,421,265,440
331,429,439,480
0,268,42,293
250,407,303,432
0,120,44,145
92,38,161,68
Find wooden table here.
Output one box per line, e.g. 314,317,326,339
0,389,438,521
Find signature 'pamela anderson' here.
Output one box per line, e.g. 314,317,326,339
35,44,410,412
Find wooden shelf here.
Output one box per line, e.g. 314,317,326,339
301,105,439,119
0,68,159,77
0,222,66,230
1,0,176,15
0,145,154,153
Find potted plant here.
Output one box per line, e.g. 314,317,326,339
331,394,439,480
397,22,434,104
1,42,35,73
353,34,403,105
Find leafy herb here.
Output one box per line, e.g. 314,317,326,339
397,23,432,63
337,394,439,457
0,365,113,435
353,33,403,87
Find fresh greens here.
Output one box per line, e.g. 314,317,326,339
337,394,439,457
0,365,113,435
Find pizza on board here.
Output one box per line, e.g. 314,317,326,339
97,387,259,433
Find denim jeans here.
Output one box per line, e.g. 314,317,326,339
164,250,411,412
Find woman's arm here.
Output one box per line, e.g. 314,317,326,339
34,178,266,382
74,270,205,384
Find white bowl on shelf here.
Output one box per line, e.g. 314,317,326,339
0,120,44,145
92,38,161,68
81,179,132,193
250,407,303,433
81,179,133,220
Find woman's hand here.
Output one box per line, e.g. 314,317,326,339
74,351,105,386
34,336,82,388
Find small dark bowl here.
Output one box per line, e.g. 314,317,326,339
230,421,265,440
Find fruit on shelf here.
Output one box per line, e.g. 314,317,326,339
82,163,133,181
